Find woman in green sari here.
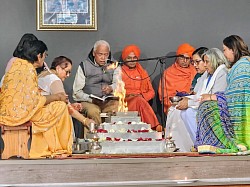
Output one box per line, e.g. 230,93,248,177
196,35,250,153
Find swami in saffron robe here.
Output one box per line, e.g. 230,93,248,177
158,62,196,113
122,64,160,129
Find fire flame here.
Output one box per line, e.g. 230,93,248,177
114,79,128,112
113,67,128,112
106,60,128,112
106,61,118,70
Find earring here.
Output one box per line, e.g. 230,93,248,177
55,66,60,74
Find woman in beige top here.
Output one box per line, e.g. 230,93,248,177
38,56,95,129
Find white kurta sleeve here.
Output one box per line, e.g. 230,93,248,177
73,66,92,102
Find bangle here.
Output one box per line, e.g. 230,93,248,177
82,118,87,125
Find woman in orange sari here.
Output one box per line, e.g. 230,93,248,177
0,40,73,158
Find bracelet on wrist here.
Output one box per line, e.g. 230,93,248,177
83,118,87,124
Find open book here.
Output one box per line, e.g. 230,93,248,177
89,94,119,102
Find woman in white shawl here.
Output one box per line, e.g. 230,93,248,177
166,48,228,152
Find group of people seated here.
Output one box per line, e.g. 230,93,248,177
72,40,162,132
0,33,249,158
0,34,161,158
164,35,250,154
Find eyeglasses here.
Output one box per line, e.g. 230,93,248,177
193,60,202,65
178,56,192,62
62,68,71,76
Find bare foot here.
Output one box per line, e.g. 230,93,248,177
237,144,247,152
156,125,163,132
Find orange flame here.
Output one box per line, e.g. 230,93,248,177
114,68,128,112
106,61,118,70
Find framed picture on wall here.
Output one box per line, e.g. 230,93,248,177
37,0,97,31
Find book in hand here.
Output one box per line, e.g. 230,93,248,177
89,94,119,102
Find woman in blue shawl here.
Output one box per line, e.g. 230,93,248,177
196,35,250,153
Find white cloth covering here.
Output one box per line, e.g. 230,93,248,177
165,106,193,152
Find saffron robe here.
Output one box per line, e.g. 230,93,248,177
122,64,160,128
158,62,196,113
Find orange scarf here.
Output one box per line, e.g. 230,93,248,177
122,63,150,93
159,62,196,113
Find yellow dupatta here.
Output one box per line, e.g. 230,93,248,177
0,58,73,158
0,58,46,125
